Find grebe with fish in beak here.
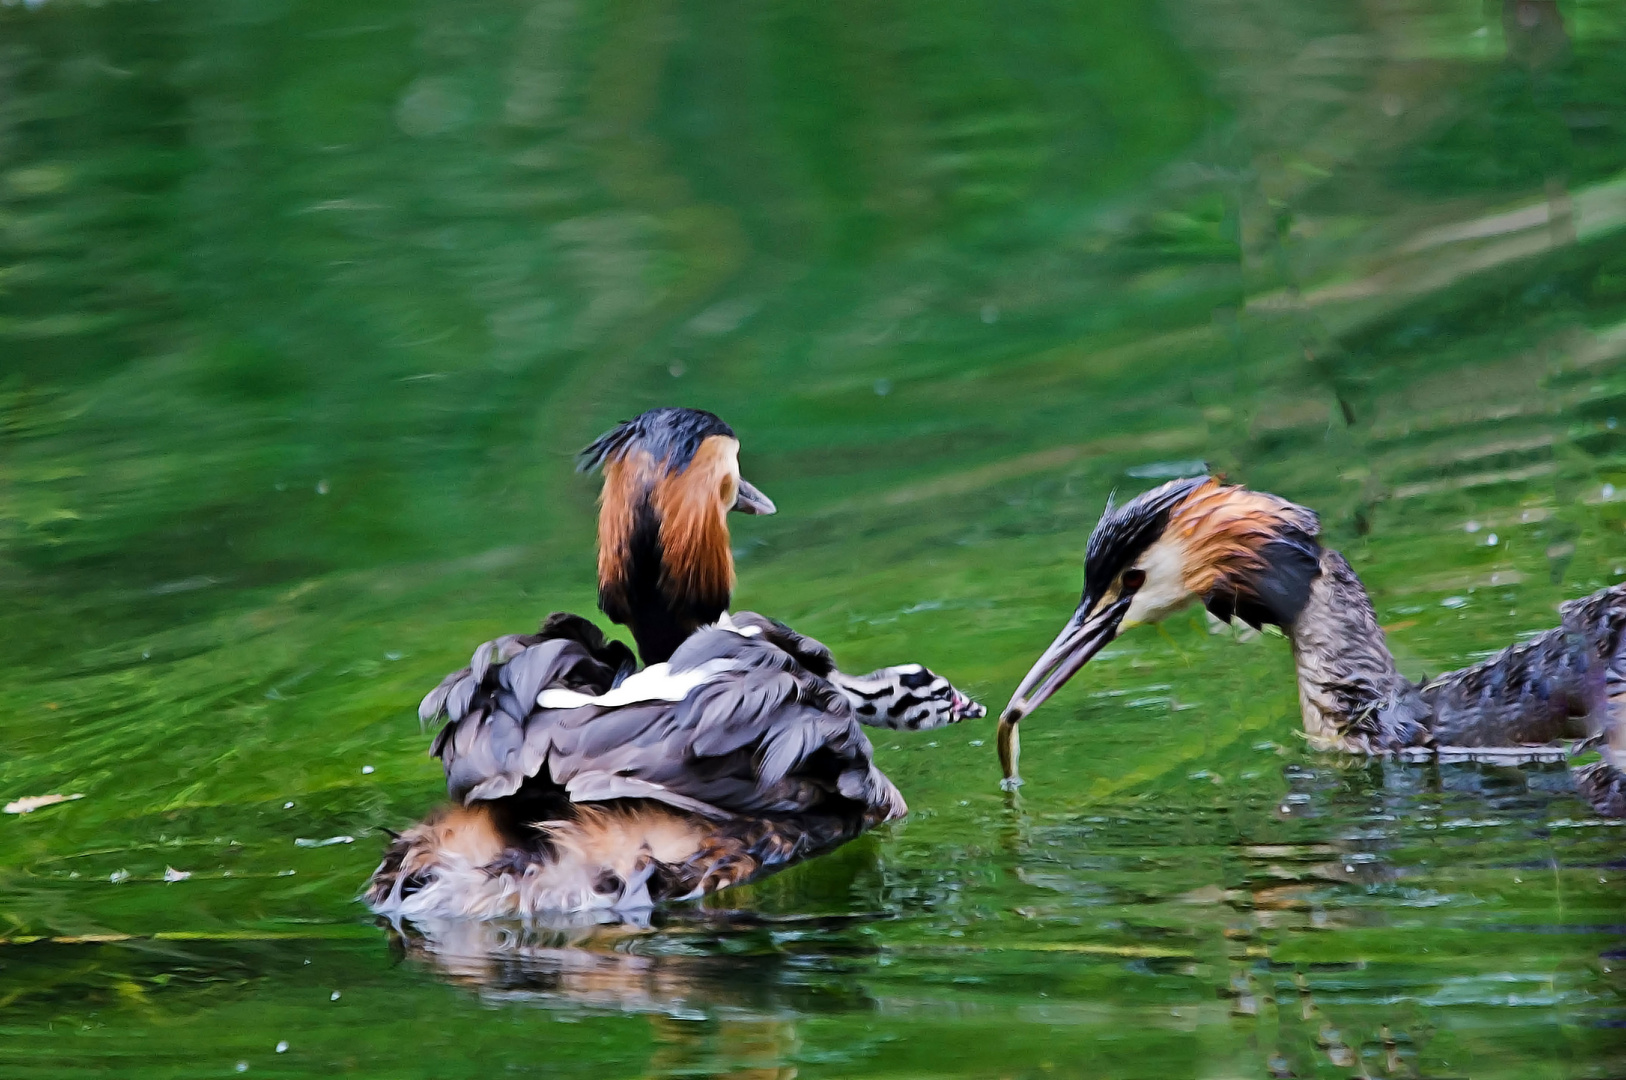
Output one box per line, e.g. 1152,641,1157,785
997,475,1624,817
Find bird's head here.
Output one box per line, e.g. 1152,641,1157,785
577,407,775,663
1000,476,1322,732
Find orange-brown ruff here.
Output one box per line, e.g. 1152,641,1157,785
1169,480,1319,600
596,440,738,632
653,435,738,614
594,449,650,620
592,414,758,666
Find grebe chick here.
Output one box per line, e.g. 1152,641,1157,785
996,476,1624,817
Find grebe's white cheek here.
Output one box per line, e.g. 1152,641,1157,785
1120,536,1193,628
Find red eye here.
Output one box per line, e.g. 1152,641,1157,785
1121,568,1146,590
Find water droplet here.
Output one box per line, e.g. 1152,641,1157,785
283,801,294,809
330,991,341,1001
361,765,374,775
275,1042,289,1054
315,479,330,495
1464,521,1480,533
1485,533,1498,546
873,378,892,396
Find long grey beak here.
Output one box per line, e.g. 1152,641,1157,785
732,477,776,516
996,593,1132,785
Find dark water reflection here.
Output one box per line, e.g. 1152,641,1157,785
4,0,1626,1075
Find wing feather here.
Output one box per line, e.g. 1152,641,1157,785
418,669,464,725
425,622,904,825
445,674,479,722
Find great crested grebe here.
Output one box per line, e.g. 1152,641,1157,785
995,476,1625,816
367,408,984,920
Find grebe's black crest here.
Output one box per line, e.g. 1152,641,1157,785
576,407,774,665
1082,476,1208,611
576,407,736,476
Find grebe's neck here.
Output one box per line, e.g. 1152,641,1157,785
1286,549,1431,752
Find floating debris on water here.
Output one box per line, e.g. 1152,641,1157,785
163,866,191,882
5,793,84,814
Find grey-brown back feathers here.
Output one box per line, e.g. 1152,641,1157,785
419,614,907,827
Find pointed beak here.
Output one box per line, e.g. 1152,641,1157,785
732,477,776,516
999,591,1132,731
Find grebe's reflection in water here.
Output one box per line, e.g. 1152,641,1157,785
381,908,876,1016
382,910,851,1078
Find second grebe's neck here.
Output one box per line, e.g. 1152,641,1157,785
1286,549,1432,752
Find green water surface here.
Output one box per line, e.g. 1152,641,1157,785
3,0,1625,1076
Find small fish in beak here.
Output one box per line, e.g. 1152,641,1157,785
996,591,1135,788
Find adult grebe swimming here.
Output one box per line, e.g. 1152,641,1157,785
996,476,1623,817
368,408,984,919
